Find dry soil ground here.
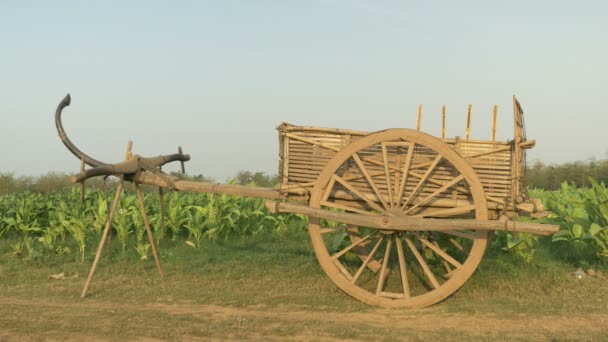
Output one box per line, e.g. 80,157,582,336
1,294,607,341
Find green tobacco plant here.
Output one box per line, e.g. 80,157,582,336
134,243,151,260
66,212,90,262
501,232,538,263
130,202,153,260
90,192,109,233
113,194,138,253
234,197,275,237
164,192,190,241
532,178,608,261
114,208,133,253
183,206,207,248
5,193,43,237
11,236,35,259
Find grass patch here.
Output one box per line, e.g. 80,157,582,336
1,233,607,340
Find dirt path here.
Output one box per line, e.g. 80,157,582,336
0,296,605,341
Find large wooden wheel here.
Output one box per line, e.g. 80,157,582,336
308,129,491,308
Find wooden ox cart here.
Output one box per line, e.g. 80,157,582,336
55,94,558,308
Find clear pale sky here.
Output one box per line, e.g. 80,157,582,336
1,1,606,180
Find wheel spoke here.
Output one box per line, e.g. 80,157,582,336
352,236,385,284
381,143,395,208
321,177,337,203
376,238,393,294
405,238,440,289
408,171,471,196
403,174,465,215
352,153,390,210
395,237,411,298
396,143,415,208
332,231,378,260
449,238,466,253
393,169,400,208
417,236,463,269
333,175,385,213
332,258,353,280
433,240,453,274
401,154,443,210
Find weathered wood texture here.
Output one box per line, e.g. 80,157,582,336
277,122,533,212
266,201,558,236
136,172,283,200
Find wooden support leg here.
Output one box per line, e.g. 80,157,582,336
158,166,166,243
135,184,164,278
105,179,113,262
81,182,124,298
159,187,166,242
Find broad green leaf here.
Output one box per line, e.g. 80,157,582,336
571,224,584,239
506,235,520,249
424,247,434,260
589,223,605,236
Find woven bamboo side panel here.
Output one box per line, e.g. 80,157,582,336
277,123,513,206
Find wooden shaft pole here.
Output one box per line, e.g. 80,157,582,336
135,172,283,200
81,182,123,298
135,184,164,278
267,201,559,236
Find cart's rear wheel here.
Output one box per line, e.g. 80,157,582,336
309,129,490,308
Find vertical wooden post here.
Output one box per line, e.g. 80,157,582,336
125,140,133,160
512,95,524,203
103,177,113,261
158,166,166,242
178,146,185,174
441,105,446,139
466,104,472,140
81,182,124,298
492,105,498,142
416,105,422,131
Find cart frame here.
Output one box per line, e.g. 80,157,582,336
55,94,558,308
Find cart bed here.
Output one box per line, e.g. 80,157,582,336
277,123,514,209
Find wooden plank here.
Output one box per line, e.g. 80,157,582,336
272,201,560,235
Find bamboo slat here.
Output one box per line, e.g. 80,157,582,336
278,123,517,208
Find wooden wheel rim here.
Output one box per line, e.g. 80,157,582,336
308,129,490,308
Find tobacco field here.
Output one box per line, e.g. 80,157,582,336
0,179,607,267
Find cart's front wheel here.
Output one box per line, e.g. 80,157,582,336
309,129,490,308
